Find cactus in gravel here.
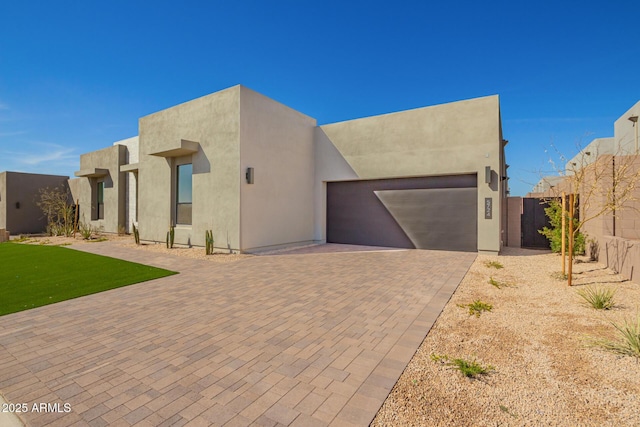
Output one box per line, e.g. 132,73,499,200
205,230,214,255
133,223,140,245
166,226,174,249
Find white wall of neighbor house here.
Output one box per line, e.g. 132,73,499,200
138,86,241,250
318,95,505,253
114,136,139,233
239,86,317,252
615,100,640,155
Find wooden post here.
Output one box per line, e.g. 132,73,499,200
561,192,566,276
568,193,574,286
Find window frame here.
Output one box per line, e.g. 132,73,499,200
175,163,193,225
96,180,105,220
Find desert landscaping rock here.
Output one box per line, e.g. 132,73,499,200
372,247,640,427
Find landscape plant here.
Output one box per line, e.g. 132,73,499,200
166,225,175,248
78,221,95,240
484,260,503,269
538,200,585,255
37,185,75,237
458,300,493,317
488,277,514,289
430,353,494,378
133,223,140,245
576,285,616,310
587,313,640,360
205,229,214,255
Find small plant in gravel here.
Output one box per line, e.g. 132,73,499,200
458,300,493,317
488,277,515,289
587,313,640,360
576,285,616,310
484,260,504,269
499,405,518,418
551,271,569,281
430,353,494,378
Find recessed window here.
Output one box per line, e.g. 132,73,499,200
97,181,104,220
176,164,192,225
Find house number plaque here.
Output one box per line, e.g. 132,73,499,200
485,198,492,219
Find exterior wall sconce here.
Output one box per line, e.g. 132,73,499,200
15,202,20,209
246,167,254,184
484,166,492,184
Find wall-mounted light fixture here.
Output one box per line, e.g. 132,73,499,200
246,167,254,184
485,166,492,184
15,202,20,209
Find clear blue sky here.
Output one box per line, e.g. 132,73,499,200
1,1,638,196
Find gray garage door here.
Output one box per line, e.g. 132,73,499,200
327,174,478,252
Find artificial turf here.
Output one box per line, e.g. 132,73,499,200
0,243,177,316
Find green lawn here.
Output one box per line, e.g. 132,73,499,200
0,243,177,316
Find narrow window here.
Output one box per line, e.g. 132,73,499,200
176,164,192,225
97,181,104,220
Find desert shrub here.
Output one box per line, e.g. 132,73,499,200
587,313,640,360
488,277,515,289
576,286,616,310
457,300,493,317
37,186,75,237
430,353,494,378
538,200,585,255
484,260,503,269
78,222,95,240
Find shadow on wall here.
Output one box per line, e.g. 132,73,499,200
603,236,639,281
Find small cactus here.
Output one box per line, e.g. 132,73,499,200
205,229,214,255
166,226,175,249
132,223,140,245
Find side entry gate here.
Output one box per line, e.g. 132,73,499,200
521,198,551,249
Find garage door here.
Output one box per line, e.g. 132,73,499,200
327,174,477,251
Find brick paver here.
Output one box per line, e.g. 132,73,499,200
0,243,475,426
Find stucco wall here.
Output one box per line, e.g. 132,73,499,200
1,172,69,234
615,101,640,155
75,145,126,233
238,86,317,251
313,129,359,241
0,173,6,231
318,95,505,253
138,86,241,249
114,136,139,233
506,197,522,247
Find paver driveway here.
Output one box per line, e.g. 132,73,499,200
0,243,475,426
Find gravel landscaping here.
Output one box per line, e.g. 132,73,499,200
372,247,640,427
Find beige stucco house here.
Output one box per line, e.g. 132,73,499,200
71,85,508,254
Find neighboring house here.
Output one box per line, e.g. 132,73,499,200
70,85,508,253
513,100,640,280
0,171,70,234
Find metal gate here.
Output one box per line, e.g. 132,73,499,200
521,198,551,249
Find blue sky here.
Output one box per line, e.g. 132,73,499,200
1,1,638,196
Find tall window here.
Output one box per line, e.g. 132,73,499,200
176,164,193,225
97,181,104,220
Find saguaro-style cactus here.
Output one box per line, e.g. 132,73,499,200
205,230,214,255
132,223,140,245
166,226,175,249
